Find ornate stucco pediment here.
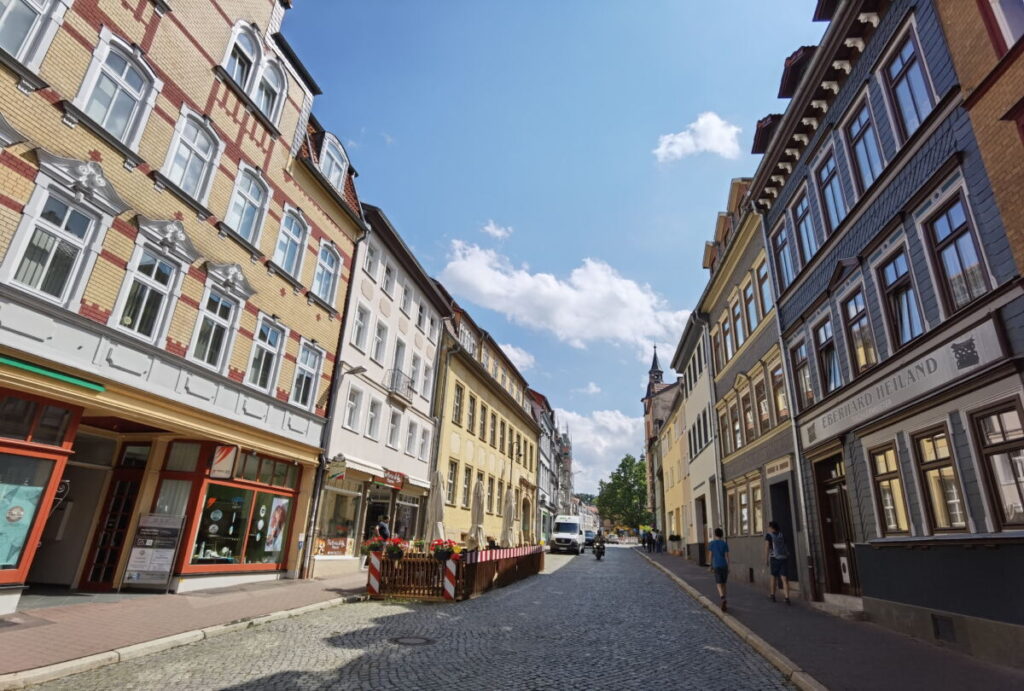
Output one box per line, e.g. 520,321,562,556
135,216,201,264
205,261,256,300
36,149,131,216
0,113,27,148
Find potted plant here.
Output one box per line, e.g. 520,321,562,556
362,537,385,555
411,539,426,554
384,537,408,560
429,539,461,562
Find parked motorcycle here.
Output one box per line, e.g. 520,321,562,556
594,542,605,561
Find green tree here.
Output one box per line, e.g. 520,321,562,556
596,454,652,530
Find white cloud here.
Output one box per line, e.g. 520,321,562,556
499,343,535,371
440,241,688,355
573,382,601,395
653,111,742,162
555,408,643,494
481,220,513,239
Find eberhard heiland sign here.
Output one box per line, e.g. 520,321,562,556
800,319,1002,448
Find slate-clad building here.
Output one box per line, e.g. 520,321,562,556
749,0,1024,664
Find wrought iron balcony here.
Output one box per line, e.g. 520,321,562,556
385,368,415,403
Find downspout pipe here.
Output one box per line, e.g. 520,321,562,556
752,203,816,599
300,221,370,579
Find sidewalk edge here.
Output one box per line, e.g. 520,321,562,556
0,593,367,690
637,549,828,691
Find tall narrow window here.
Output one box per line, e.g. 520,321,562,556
487,477,495,513
880,250,923,346
83,47,148,142
744,283,759,333
400,281,411,313
914,428,967,531
312,245,340,303
446,461,457,504
273,212,306,277
256,63,284,119
732,301,745,348
885,35,933,140
985,0,1024,52
792,194,817,264
164,114,218,200
973,404,1024,527
320,140,348,190
815,318,841,394
843,290,877,375
422,364,433,400
405,420,418,455
467,395,477,432
0,0,46,61
191,290,235,370
489,412,497,446
416,302,426,331
755,380,770,432
13,194,93,302
772,229,795,289
350,305,369,351
247,317,284,392
224,168,267,243
410,354,422,394
816,153,846,232
499,420,506,454
365,399,382,439
382,262,395,295
290,343,322,410
387,411,402,449
928,197,988,312
722,318,734,361
757,261,774,314
452,383,464,425
712,331,723,372
791,342,814,410
118,248,176,341
730,403,742,450
870,446,909,535
741,394,755,442
225,29,257,87
719,411,731,455
479,403,488,440
371,321,388,363
462,466,472,508
846,103,883,192
418,428,430,461
364,244,380,279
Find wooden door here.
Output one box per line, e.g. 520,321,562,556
816,457,860,595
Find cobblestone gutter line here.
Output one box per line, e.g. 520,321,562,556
0,594,368,690
637,550,828,691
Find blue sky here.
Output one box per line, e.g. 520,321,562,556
285,1,826,493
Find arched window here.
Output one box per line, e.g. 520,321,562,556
224,165,268,244
0,0,69,72
256,62,284,119
312,244,340,303
273,209,306,277
84,47,148,142
163,111,221,202
225,28,259,89
320,138,348,190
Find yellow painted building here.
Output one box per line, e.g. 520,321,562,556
658,388,690,555
432,293,540,544
0,0,362,613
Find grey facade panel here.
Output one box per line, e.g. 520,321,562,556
722,431,792,483
714,315,780,398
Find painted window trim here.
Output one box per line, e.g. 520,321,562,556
363,396,384,441
311,240,341,305
159,105,225,208
243,312,288,395
349,302,371,353
271,205,309,281
185,280,242,375
342,381,365,432
221,20,287,126
71,26,163,152
839,89,889,200
221,161,270,248
0,0,72,74
289,338,324,411
871,242,928,353
318,132,349,193
874,16,939,147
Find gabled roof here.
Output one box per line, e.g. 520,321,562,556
752,114,783,154
778,46,817,99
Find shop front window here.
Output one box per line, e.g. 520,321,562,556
316,480,361,556
0,454,54,570
192,483,252,564
394,494,420,540
0,394,71,443
246,492,291,564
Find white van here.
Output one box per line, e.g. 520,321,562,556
550,515,584,555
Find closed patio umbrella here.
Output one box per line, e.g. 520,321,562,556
421,468,447,547
499,488,517,548
465,478,487,550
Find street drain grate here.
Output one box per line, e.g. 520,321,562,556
389,636,435,646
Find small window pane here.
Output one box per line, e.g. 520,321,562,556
166,442,201,472
0,396,37,440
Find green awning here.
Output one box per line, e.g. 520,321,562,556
0,355,105,392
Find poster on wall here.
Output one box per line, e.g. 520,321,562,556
0,483,42,569
122,514,185,590
265,497,288,552
210,445,238,479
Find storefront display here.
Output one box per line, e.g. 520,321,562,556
394,493,421,540
0,455,52,570
192,483,251,564
316,478,361,557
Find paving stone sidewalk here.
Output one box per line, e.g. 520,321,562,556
0,571,367,675
642,549,1024,691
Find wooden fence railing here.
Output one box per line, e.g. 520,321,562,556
367,546,545,601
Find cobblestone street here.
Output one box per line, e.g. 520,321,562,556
33,547,787,690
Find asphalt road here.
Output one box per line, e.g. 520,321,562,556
33,546,789,690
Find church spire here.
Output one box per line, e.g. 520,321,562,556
648,345,663,385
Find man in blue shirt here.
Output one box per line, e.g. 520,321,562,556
707,528,730,612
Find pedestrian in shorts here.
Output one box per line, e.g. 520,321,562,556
765,521,790,604
707,528,730,612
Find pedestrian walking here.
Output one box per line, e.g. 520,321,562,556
765,521,790,604
707,528,729,612
375,514,391,540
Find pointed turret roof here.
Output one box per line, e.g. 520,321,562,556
649,346,662,376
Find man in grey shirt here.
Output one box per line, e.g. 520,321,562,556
765,521,790,604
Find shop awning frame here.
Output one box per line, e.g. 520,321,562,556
0,355,104,392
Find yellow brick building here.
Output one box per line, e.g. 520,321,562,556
658,389,690,555
0,0,363,612
432,291,540,544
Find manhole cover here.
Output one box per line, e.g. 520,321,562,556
389,636,435,646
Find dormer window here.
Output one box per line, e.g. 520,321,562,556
320,138,348,190
256,63,283,117
226,29,258,87
221,22,287,125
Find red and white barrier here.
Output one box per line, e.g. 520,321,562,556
443,558,457,601
367,551,382,596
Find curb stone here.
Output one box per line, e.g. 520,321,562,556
637,549,827,691
0,593,368,690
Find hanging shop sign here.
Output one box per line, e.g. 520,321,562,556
210,445,238,479
122,514,185,590
374,470,406,491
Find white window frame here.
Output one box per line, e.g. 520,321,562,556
350,303,370,352
363,242,380,280
428,315,438,343
223,162,269,245
415,301,426,331
422,363,434,401
245,313,288,394
418,427,430,462
254,60,286,124
405,419,419,456
386,409,402,449
410,354,422,394
290,339,324,411
312,241,341,304
343,383,364,432
160,105,224,206
399,280,412,314
0,0,71,73
319,133,349,191
187,285,239,374
272,205,308,279
72,26,162,151
364,397,383,440
221,21,262,92
221,21,287,125
381,261,396,296
370,319,389,364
